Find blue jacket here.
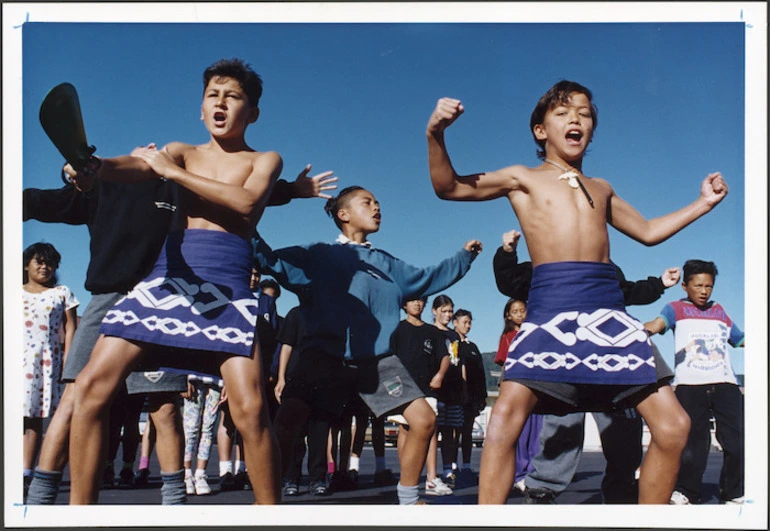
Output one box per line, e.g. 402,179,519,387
252,234,475,360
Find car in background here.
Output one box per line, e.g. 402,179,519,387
363,418,402,447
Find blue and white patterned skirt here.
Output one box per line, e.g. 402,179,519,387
100,229,260,360
503,261,656,386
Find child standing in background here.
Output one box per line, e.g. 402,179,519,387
22,243,79,496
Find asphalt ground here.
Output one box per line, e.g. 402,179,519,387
48,443,728,506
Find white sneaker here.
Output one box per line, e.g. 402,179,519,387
669,490,690,505
513,479,526,493
184,473,195,495
194,473,212,495
425,477,453,496
725,496,744,505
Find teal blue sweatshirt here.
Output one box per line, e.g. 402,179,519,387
252,234,475,360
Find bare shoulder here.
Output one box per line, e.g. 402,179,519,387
163,141,195,163
249,150,283,175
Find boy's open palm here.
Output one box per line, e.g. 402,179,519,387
427,97,464,134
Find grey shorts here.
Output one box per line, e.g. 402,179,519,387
509,341,674,415
61,292,187,394
355,354,425,418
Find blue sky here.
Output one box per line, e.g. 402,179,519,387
4,3,767,526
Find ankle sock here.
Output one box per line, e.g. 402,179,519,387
397,483,419,505
160,469,187,505
234,460,246,474
219,460,233,477
349,456,360,471
25,469,63,505
139,456,150,470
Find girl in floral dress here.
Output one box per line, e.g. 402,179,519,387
22,243,78,492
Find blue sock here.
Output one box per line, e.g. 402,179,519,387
160,469,187,505
26,469,63,505
397,482,419,505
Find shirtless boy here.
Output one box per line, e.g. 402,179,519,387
66,58,290,504
426,80,728,504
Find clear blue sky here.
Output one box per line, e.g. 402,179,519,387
16,18,749,372
4,2,767,527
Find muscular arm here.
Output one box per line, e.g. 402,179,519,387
608,172,728,246
140,143,283,221
427,98,519,201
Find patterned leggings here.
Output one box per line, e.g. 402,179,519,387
182,381,221,463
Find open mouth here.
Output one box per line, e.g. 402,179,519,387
213,111,226,123
566,130,583,143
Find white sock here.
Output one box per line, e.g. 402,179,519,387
194,468,206,478
235,460,246,474
219,460,233,477
184,468,193,479
349,456,360,471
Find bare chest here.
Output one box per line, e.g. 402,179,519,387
184,150,255,185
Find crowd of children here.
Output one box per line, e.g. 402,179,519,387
21,58,744,508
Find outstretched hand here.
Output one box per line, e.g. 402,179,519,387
660,267,681,288
700,172,728,208
427,97,464,135
501,229,522,253
464,239,483,255
292,164,338,199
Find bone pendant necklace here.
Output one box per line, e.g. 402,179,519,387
544,159,594,208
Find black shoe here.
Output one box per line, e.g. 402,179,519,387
309,480,329,496
282,480,299,497
102,466,115,489
133,468,150,487
234,471,252,490
23,475,32,502
219,472,238,492
524,487,557,504
347,469,359,485
373,469,398,487
329,471,356,492
443,472,456,490
118,468,135,489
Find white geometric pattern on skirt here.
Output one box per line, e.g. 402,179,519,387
504,308,653,373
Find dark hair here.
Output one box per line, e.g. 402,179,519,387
501,298,526,337
431,294,454,310
682,259,718,284
23,242,61,286
402,295,428,306
203,58,263,107
324,186,366,230
259,278,281,298
530,80,598,160
453,308,472,321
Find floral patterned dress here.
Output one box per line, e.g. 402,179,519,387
23,285,79,418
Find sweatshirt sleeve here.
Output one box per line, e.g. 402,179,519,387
613,263,666,307
251,232,313,292
266,179,293,207
395,248,474,301
492,246,532,301
23,183,97,225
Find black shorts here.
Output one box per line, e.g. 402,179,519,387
282,349,357,419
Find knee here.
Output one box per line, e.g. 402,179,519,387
228,393,268,433
73,370,111,416
651,410,691,452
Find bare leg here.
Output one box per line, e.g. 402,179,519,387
426,429,440,481
478,381,537,504
147,394,184,475
23,417,44,471
219,348,280,504
36,384,75,471
635,385,691,504
398,398,435,487
396,425,407,463
69,336,145,504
